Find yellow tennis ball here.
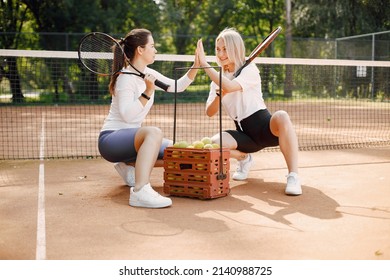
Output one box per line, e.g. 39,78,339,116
173,141,189,148
201,137,212,145
193,141,204,149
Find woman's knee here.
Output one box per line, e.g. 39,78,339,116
212,132,237,149
136,126,163,146
273,110,294,128
270,110,293,136
146,126,163,141
273,110,290,123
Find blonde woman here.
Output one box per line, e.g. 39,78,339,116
196,28,301,195
99,28,199,208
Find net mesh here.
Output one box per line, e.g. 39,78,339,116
1,49,389,160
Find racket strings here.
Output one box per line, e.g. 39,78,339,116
79,33,123,75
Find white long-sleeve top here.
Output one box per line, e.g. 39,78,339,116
101,66,193,131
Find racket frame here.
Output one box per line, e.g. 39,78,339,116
78,32,169,91
78,32,123,76
234,26,282,77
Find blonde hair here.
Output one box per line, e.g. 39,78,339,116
215,28,246,73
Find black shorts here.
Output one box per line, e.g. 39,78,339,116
225,109,279,153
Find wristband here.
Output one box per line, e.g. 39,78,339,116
141,93,150,100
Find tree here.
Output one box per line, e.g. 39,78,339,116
19,0,163,101
292,0,389,38
22,1,126,101
3,1,388,104
0,0,36,102
159,0,208,54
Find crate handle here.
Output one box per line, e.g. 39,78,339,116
179,163,192,170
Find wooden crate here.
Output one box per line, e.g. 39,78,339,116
163,147,230,199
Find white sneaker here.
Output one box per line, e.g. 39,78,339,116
285,172,302,195
232,154,253,181
129,183,172,208
114,162,135,187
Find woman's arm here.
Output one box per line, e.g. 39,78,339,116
205,82,223,117
147,49,199,92
205,94,220,117
116,77,146,123
147,66,197,93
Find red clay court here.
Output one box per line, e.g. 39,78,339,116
1,146,389,260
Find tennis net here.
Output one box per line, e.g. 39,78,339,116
1,49,389,160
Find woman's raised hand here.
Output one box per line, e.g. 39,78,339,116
196,39,208,68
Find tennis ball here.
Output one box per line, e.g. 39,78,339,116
173,142,180,148
204,144,213,149
201,137,212,145
173,141,189,148
193,140,204,149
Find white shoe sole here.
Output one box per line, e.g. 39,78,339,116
129,199,172,208
285,186,302,196
232,172,248,181
129,187,172,208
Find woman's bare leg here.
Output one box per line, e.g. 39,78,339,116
133,126,163,191
269,110,299,173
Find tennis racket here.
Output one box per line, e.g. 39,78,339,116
234,26,282,77
78,32,169,91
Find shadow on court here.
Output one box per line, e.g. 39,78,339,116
0,147,389,260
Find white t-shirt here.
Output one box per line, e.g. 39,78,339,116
206,62,266,123
101,66,193,131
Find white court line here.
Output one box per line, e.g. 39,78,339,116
36,113,46,260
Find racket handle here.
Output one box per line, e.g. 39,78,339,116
155,79,169,91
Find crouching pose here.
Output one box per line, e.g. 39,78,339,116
195,27,301,195
99,28,199,208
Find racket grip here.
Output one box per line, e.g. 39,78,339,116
155,79,169,91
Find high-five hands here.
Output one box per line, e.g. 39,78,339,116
196,39,208,68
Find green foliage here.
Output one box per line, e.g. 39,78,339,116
2,0,388,51
292,0,390,38
1,0,389,103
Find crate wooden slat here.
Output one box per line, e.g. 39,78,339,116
163,147,230,199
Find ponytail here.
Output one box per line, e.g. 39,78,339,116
108,29,152,96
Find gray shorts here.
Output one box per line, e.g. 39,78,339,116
98,128,170,163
